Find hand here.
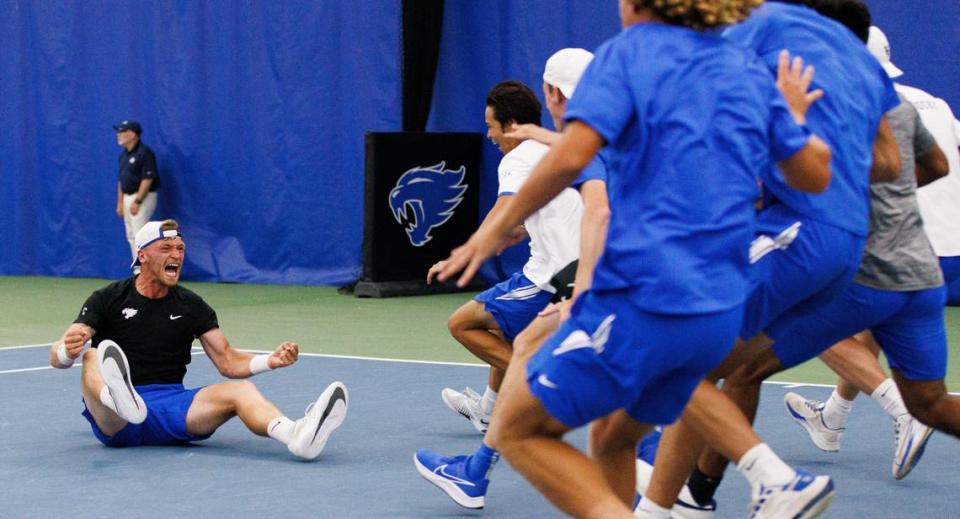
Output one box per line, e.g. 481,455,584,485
116,204,124,218
504,124,559,146
268,341,299,369
776,50,824,126
129,200,141,216
537,302,560,318
437,223,514,287
558,298,575,322
426,260,449,284
63,328,90,359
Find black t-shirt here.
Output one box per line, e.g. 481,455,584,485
118,142,160,194
74,278,218,385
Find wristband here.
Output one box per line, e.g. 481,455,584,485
249,354,272,375
57,342,76,367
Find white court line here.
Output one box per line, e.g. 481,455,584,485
2,343,958,395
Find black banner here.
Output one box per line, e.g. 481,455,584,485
358,132,482,297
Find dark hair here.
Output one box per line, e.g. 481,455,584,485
627,0,762,31
485,80,541,129
776,0,871,42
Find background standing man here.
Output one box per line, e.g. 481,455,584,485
114,119,160,261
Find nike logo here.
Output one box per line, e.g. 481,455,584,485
103,345,140,411
312,386,347,443
169,314,183,320
434,465,476,487
537,374,558,389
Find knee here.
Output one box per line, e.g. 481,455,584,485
82,349,98,363
513,331,537,359
223,380,260,401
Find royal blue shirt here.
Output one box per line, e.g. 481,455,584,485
565,23,810,314
571,149,611,188
725,2,900,236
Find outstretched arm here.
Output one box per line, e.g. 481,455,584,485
199,328,298,378
49,323,93,368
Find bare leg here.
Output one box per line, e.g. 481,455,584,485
448,300,512,371
644,417,704,508
79,349,127,436
185,380,284,437
589,410,652,506
821,331,885,401
894,371,960,438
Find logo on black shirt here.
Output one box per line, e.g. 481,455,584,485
121,308,139,320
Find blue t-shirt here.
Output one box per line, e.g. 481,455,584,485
572,149,611,188
565,23,811,314
724,2,900,236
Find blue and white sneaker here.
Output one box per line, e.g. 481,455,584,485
414,450,488,509
748,469,834,519
784,392,843,452
892,413,934,480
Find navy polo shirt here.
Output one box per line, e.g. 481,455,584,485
118,142,160,194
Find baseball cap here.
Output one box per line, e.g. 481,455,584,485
113,119,142,134
867,26,903,79
542,48,594,99
131,221,181,267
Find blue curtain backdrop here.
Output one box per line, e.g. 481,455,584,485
0,1,402,284
1,1,957,285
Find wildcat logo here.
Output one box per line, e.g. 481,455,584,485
121,308,138,320
388,162,468,247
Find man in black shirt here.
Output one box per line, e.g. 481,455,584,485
114,120,160,262
49,219,348,459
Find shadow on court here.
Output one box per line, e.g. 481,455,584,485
1,346,957,518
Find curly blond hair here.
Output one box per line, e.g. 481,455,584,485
630,0,764,30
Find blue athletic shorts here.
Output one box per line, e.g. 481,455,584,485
940,256,960,306
772,283,947,381
474,272,554,343
741,204,864,339
82,384,212,447
526,289,743,427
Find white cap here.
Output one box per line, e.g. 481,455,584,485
132,221,181,267
867,26,903,79
542,48,594,99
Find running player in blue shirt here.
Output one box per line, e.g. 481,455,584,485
433,1,834,517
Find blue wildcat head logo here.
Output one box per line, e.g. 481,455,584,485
388,162,468,247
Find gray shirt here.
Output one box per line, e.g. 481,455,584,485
855,95,943,290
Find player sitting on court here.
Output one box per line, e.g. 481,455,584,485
49,219,348,459
426,80,582,433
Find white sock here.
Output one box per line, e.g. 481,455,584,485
267,416,296,445
871,378,908,419
99,386,118,414
634,496,671,518
822,389,854,429
480,386,497,415
737,443,795,491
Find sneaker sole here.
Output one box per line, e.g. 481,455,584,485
794,481,834,519
784,400,839,452
97,340,147,424
894,426,934,480
290,382,348,460
413,453,484,509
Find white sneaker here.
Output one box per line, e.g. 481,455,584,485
97,340,147,424
783,392,842,452
441,387,490,433
288,381,348,460
749,469,834,519
633,458,717,519
892,413,934,480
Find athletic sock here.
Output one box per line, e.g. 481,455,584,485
99,386,118,414
267,416,296,445
687,466,723,506
480,386,497,415
871,378,908,419
737,443,795,491
822,389,854,429
465,442,500,480
634,497,671,518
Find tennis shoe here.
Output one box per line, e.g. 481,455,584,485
892,413,933,480
414,449,487,509
748,469,833,519
288,381,348,460
441,387,490,433
784,392,843,452
97,340,147,424
635,457,716,518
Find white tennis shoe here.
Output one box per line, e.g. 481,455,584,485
783,392,843,452
288,381,348,460
97,340,147,424
892,413,933,480
441,387,490,433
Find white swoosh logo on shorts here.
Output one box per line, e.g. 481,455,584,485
551,330,594,356
537,374,558,389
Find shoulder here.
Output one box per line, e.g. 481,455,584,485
89,278,133,303
171,285,212,307
501,140,548,171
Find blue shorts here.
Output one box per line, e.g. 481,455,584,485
82,384,212,447
741,205,864,339
526,289,742,427
772,283,947,381
474,272,553,343
940,256,960,306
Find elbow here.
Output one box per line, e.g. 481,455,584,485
586,204,611,231
871,149,902,184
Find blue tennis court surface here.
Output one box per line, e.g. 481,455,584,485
1,345,957,518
